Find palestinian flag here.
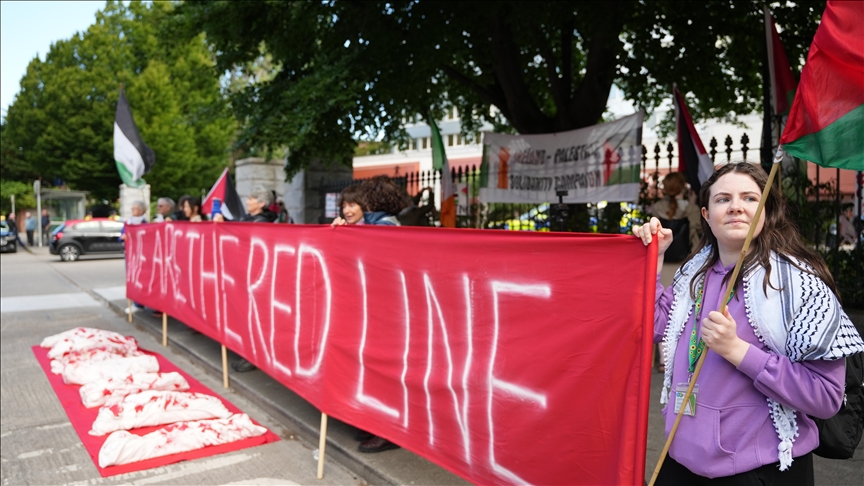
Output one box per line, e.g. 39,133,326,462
202,168,246,220
114,89,155,188
779,1,864,171
673,86,714,193
764,6,798,116
429,117,456,228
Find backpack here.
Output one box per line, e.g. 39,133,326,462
812,352,864,459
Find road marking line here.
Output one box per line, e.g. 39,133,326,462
17,448,53,459
93,286,126,302
36,422,72,431
0,293,99,313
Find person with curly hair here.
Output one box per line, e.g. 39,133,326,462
332,176,406,453
358,175,406,226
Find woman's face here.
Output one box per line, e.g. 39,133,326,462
342,201,364,224
701,172,765,252
183,201,197,218
246,196,265,215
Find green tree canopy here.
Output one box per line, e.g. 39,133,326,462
3,0,235,199
173,0,823,173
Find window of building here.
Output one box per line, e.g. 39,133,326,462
422,137,428,149
447,134,454,146
412,138,419,150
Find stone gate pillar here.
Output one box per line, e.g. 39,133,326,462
234,156,353,224
234,157,287,201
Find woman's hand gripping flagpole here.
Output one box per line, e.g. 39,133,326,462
647,148,784,486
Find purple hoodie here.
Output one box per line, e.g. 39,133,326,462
654,259,845,478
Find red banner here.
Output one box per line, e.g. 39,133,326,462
126,223,657,485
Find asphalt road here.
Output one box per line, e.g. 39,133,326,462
0,248,365,486
2,247,862,485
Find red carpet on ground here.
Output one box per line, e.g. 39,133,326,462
32,345,280,477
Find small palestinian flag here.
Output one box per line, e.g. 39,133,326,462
780,1,864,171
114,89,155,188
202,168,246,220
673,86,714,193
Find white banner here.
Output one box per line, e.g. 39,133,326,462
479,111,644,204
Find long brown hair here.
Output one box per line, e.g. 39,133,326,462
684,162,837,299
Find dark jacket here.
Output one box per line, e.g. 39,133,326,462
241,210,277,223
364,212,400,226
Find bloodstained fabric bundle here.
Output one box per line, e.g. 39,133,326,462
125,222,657,485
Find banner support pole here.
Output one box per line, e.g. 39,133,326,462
127,299,133,323
317,413,328,479
648,155,781,486
222,345,229,389
161,312,168,347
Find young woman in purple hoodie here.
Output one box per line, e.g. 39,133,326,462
634,162,864,484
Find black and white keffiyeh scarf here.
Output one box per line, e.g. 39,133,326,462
660,246,864,470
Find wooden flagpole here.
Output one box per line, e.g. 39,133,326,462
648,154,782,485
222,345,229,389
161,312,168,347
317,413,328,479
127,299,133,322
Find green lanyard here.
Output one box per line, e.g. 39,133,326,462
687,281,735,374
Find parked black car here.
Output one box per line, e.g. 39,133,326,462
1,220,17,253
50,219,125,261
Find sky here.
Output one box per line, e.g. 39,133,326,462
1,1,104,120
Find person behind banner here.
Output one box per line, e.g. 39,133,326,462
331,185,367,227
181,196,207,222
173,195,191,221
650,172,701,262
359,175,406,226
331,179,404,453
212,186,277,373
154,197,175,222
633,162,864,484
121,201,148,312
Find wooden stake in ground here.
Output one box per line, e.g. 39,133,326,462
127,299,133,323
161,312,168,347
648,156,781,486
222,345,229,389
317,413,328,479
